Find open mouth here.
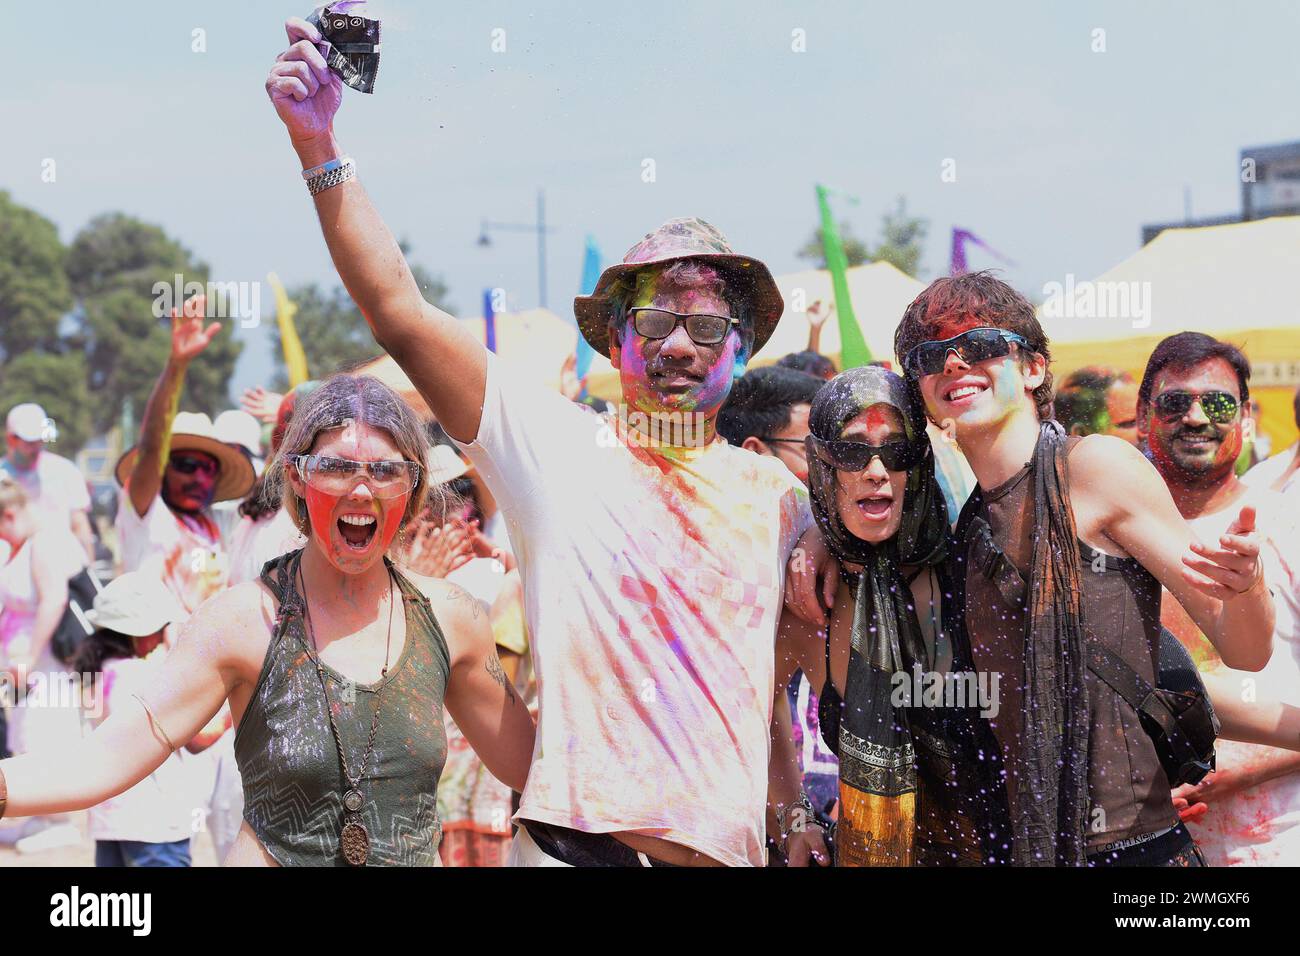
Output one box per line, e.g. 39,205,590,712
1174,432,1219,450
944,381,988,405
337,512,378,551
857,494,894,521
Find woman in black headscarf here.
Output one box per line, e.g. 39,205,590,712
806,365,1007,866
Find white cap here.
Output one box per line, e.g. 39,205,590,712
6,403,48,442
84,571,185,637
214,409,263,457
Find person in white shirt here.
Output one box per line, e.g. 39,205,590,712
113,295,254,619
76,572,198,866
3,403,94,563
1139,334,1300,866
263,15,838,866
1242,384,1299,499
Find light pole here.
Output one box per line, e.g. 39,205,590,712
477,188,556,309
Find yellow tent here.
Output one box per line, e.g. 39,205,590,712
1038,216,1300,451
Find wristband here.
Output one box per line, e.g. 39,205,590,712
301,156,351,180
307,159,357,197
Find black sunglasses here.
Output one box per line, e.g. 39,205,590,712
903,327,1031,377
169,454,219,477
807,434,929,472
1152,390,1239,424
628,308,740,346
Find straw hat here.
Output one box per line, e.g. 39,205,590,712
115,411,255,503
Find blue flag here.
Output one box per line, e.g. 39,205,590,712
575,235,602,382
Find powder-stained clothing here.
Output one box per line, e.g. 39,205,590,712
454,355,813,867
1169,485,1300,866
236,551,450,866
115,489,228,619
963,439,1179,851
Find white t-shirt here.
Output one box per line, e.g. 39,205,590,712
226,508,306,586
455,356,813,867
1243,443,1298,496
114,489,228,619
1177,486,1300,866
87,654,196,843
1,452,90,537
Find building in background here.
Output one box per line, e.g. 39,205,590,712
1142,140,1300,245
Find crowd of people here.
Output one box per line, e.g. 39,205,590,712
1,15,1298,868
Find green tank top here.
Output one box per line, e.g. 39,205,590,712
236,549,451,866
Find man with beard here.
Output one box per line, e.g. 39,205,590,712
114,295,254,620
264,16,835,867
1138,332,1300,866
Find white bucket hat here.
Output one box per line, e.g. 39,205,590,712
84,571,186,637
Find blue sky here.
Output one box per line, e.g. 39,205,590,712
3,0,1297,402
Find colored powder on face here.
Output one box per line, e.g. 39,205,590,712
304,484,408,570
993,357,1022,406
929,314,983,341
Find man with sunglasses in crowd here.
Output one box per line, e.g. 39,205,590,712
884,272,1274,866
114,295,254,620
1137,332,1300,867
265,15,835,867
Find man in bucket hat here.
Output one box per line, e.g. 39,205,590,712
114,295,253,619
265,16,834,866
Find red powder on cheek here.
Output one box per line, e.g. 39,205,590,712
929,314,983,340
377,493,408,553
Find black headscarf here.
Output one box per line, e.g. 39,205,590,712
804,366,950,865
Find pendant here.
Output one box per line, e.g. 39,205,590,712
344,788,364,813
341,815,370,866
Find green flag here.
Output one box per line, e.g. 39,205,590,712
816,184,872,367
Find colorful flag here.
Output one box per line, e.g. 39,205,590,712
816,185,872,368
266,273,309,388
575,235,602,383
950,228,1015,275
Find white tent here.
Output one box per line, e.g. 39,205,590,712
753,260,926,369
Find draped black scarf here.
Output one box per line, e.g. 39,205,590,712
805,366,950,865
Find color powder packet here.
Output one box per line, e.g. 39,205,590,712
307,2,381,94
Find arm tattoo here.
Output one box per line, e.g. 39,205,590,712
485,652,517,706
445,583,484,619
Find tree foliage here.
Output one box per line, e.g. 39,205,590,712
267,242,454,390
65,213,242,433
797,196,928,278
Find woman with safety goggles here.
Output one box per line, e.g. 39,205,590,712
0,375,536,867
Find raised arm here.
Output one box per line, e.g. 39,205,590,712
265,17,487,442
127,294,220,518
0,586,248,818
1073,435,1274,671
434,581,536,792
